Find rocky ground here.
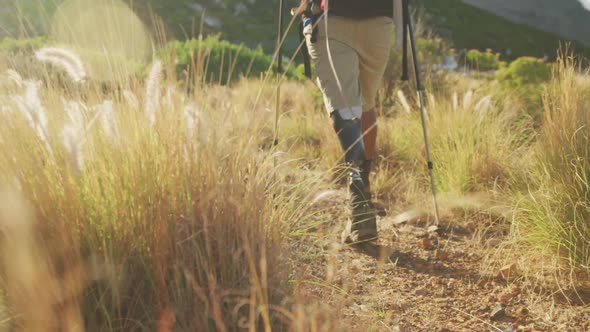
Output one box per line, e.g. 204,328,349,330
292,190,590,331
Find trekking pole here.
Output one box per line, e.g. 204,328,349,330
403,0,441,226
274,0,285,157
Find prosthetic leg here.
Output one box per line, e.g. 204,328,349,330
331,111,378,243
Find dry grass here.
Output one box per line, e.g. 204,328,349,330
0,56,336,330
513,52,590,273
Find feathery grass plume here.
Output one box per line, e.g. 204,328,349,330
310,189,340,206
145,60,162,126
428,93,436,111
61,124,85,174
462,90,474,110
36,47,86,77
63,99,88,130
11,80,53,157
452,91,458,111
397,90,411,114
184,104,204,143
6,69,24,87
0,98,12,115
474,95,492,115
164,85,182,110
35,53,85,83
164,85,174,110
35,47,87,83
95,100,119,144
122,90,139,109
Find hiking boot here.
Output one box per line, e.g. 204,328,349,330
341,204,378,244
342,178,378,244
369,200,387,217
360,159,387,217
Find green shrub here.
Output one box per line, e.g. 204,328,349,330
496,56,552,118
466,49,501,71
416,37,448,66
0,36,47,55
164,36,303,86
496,56,552,89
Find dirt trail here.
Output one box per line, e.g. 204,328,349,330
294,190,590,332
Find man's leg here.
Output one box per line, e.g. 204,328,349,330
361,108,377,191
361,108,378,161
357,17,394,215
331,111,377,243
304,16,377,242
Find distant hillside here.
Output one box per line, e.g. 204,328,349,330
416,0,590,60
464,0,590,46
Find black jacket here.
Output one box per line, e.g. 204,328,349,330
327,0,394,18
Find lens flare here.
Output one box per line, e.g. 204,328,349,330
50,0,152,82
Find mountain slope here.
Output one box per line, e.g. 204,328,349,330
464,0,590,46
416,0,590,60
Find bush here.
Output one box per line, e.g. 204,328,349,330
0,37,48,54
496,56,552,89
164,36,303,86
496,56,552,118
465,49,501,71
416,37,448,66
514,55,590,272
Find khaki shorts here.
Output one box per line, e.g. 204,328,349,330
304,16,393,119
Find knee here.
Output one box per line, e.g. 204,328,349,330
331,110,359,132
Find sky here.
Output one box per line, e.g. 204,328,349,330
579,0,590,10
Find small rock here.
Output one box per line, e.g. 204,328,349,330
416,231,429,239
435,249,449,260
435,298,448,304
446,278,457,288
392,210,420,225
392,277,405,284
479,304,490,312
414,287,429,296
428,225,441,233
393,302,410,312
511,287,522,296
417,238,436,250
498,263,518,279
490,304,506,321
487,238,502,247
351,303,369,313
